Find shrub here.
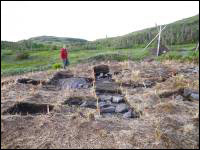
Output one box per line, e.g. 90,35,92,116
16,51,29,60
51,45,58,50
2,50,13,56
52,63,62,69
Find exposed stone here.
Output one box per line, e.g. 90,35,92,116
183,88,199,97
192,67,199,73
123,110,134,118
58,78,90,89
99,73,104,78
100,106,116,113
83,84,89,88
99,95,112,101
64,97,83,106
80,101,97,109
112,96,124,103
98,101,111,108
115,104,129,113
190,93,199,100
95,82,122,94
175,95,184,101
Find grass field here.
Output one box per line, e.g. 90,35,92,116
1,43,198,76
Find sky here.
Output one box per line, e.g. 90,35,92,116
1,1,199,42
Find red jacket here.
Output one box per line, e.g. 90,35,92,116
60,48,68,59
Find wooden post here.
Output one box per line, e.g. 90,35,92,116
157,25,162,56
47,105,49,114
196,42,199,51
143,25,167,51
30,40,32,51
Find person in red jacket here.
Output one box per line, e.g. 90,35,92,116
60,45,69,69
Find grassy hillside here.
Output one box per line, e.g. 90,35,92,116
28,36,87,45
1,14,199,76
1,36,87,51
1,43,198,76
2,14,198,51
1,47,147,76
70,14,199,50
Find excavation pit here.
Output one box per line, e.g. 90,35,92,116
57,77,93,89
17,78,45,85
3,102,54,115
64,94,138,119
158,88,199,101
47,71,93,89
94,65,110,77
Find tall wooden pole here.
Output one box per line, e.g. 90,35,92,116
196,42,199,51
157,25,162,56
143,25,167,51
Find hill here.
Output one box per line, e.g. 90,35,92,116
70,14,199,50
1,36,88,50
28,36,88,45
2,14,199,51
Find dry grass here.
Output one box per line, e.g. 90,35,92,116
1,60,199,149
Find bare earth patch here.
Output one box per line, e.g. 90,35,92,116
1,60,199,149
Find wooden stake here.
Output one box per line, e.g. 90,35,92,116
47,105,49,114
196,42,199,51
157,25,162,56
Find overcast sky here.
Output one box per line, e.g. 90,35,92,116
1,1,199,42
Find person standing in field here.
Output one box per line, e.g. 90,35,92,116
60,45,69,69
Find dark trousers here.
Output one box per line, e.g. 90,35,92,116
62,59,69,69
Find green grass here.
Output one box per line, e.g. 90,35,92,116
168,43,196,51
1,50,14,57
1,43,198,76
157,49,199,63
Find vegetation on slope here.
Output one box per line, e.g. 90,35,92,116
69,14,199,50
1,36,87,51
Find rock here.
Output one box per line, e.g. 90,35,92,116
59,78,89,89
143,80,155,88
80,101,97,109
183,88,193,97
112,96,124,103
94,65,109,77
99,95,112,101
80,101,88,107
99,73,104,78
78,84,83,88
64,97,83,106
123,110,134,118
183,88,199,97
83,84,89,88
175,95,184,101
190,93,199,100
115,104,129,113
192,67,199,73
100,106,116,113
98,101,111,108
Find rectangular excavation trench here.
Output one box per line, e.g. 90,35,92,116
3,102,54,116
63,65,140,119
